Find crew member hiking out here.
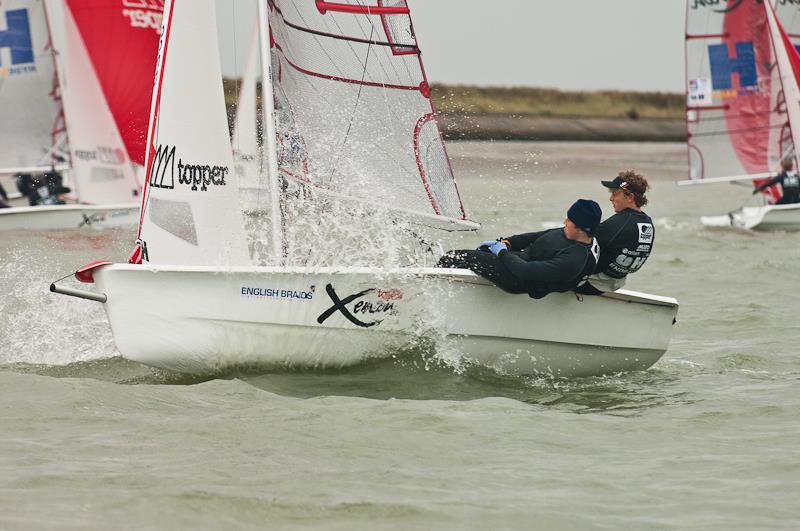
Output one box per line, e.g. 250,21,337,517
437,199,602,299
753,158,800,205
577,170,655,295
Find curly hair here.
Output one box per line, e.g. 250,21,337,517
618,170,650,208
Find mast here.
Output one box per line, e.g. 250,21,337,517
256,0,284,262
41,0,66,168
765,0,800,169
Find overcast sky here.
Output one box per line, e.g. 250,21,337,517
216,0,686,93
407,1,685,92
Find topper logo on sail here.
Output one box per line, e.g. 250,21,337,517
122,0,164,34
0,9,35,76
149,144,229,192
708,42,757,91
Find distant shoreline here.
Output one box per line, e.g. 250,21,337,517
438,113,686,143
221,80,686,142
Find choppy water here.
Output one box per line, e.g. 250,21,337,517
1,142,799,529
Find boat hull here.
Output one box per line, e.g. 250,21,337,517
0,203,139,231
92,265,679,378
701,203,800,230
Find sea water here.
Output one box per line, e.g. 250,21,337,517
1,142,798,529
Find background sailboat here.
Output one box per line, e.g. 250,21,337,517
54,0,677,378
0,0,162,230
0,0,67,178
682,0,800,230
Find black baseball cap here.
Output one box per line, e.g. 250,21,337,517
601,175,645,195
601,176,627,189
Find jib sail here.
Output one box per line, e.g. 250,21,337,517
136,0,250,266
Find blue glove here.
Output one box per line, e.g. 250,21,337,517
477,239,497,250
489,240,508,255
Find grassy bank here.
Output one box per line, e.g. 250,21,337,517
429,85,683,120
222,80,685,141
224,80,683,120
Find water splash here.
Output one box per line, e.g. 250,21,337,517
0,241,118,366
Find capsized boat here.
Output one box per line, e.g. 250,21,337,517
0,0,162,230
52,0,678,378
681,0,800,230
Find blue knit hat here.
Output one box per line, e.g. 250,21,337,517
567,199,602,235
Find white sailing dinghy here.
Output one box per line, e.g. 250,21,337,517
0,0,162,231
682,0,800,230
52,0,678,378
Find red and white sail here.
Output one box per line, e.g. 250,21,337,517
58,3,135,204
55,0,162,204
137,0,250,266
766,0,800,166
66,0,163,168
0,0,65,174
268,0,473,228
685,0,796,198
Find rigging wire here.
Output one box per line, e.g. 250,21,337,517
328,24,374,182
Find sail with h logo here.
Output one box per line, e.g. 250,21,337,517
683,0,800,230
0,0,64,174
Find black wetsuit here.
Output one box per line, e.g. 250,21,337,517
576,209,654,296
0,182,8,208
16,171,70,206
755,171,800,204
438,228,599,299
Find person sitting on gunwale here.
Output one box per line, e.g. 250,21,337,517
576,170,655,295
437,199,601,299
752,158,800,205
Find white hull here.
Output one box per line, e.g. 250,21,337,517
0,204,139,231
93,265,679,378
701,203,800,230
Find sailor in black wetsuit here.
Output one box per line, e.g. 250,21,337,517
16,169,70,206
437,199,602,299
753,158,800,204
577,171,655,295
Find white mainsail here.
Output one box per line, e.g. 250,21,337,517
0,0,64,174
137,0,249,266
268,0,473,229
